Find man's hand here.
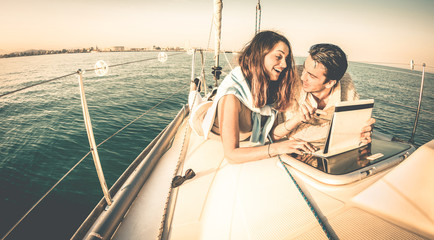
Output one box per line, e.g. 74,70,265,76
360,118,376,144
297,101,327,123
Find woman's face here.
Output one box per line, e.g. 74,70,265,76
264,41,289,81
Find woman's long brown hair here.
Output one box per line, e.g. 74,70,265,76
238,30,297,111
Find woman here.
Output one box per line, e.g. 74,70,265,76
191,31,316,164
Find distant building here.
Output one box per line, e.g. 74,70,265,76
129,48,147,51
110,46,125,52
90,45,100,53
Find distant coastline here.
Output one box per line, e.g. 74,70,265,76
0,46,190,59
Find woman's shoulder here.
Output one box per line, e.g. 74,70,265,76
218,94,242,108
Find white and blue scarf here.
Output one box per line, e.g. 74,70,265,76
202,67,277,145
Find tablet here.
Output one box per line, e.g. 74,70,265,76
314,99,374,157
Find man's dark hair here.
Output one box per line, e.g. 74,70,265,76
309,43,348,82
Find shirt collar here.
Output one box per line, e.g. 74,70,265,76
303,80,342,110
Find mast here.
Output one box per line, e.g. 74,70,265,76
255,0,261,34
212,0,223,87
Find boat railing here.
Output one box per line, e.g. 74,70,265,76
410,63,426,143
72,104,189,240
0,48,233,240
351,61,431,145
0,51,191,240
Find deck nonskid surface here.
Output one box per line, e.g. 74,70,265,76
112,117,433,239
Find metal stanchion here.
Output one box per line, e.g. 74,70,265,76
409,63,426,144
77,69,112,206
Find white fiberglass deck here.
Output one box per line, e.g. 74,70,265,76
112,117,434,239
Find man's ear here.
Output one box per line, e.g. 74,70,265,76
325,79,337,89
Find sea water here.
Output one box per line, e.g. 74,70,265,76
0,52,433,239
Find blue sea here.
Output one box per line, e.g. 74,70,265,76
0,52,433,239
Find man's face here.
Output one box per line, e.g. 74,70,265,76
300,55,330,94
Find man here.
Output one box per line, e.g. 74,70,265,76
278,43,374,144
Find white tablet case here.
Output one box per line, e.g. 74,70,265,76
317,99,374,157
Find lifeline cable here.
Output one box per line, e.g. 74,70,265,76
374,98,433,115
0,52,184,98
0,72,76,98
0,151,91,240
1,85,188,240
268,136,336,240
88,52,184,71
1,62,187,240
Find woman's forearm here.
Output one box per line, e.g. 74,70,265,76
223,138,315,164
271,117,301,141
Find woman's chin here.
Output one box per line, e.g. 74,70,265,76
270,74,280,81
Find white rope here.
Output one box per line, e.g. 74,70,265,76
200,51,208,95
223,51,233,71
157,109,191,239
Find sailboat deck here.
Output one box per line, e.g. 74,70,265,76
112,119,191,239
110,116,433,239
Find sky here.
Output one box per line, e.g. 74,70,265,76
1,0,433,71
